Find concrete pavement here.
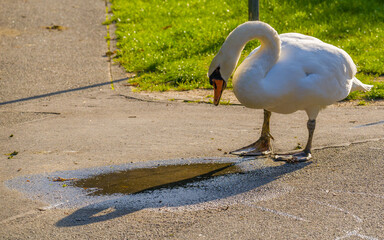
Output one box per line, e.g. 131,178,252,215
1,0,384,239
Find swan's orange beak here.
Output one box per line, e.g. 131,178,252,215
212,79,226,106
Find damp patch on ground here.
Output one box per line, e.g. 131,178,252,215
5,157,309,212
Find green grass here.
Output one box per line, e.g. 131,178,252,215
108,0,384,99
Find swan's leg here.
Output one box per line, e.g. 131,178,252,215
230,109,273,156
303,119,316,155
274,119,316,162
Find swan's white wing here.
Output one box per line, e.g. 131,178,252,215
247,33,321,58
279,33,323,43
261,34,357,112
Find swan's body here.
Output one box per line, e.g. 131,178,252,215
208,21,372,161
235,33,357,116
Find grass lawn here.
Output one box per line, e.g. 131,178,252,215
106,0,384,100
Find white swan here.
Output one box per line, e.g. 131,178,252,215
208,21,372,162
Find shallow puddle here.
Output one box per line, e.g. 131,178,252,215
72,162,242,196
5,157,306,210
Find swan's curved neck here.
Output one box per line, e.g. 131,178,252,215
218,21,280,80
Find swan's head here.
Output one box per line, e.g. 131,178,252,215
208,33,243,105
208,51,234,106
208,66,226,106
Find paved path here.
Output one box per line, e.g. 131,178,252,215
1,0,384,239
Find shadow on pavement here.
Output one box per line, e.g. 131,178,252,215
0,78,129,106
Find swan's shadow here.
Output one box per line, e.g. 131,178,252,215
56,159,310,227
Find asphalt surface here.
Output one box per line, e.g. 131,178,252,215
1,0,384,239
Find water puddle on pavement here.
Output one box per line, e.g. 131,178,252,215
71,162,242,196
6,157,304,210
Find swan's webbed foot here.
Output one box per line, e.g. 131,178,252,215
230,137,272,156
231,109,273,156
274,151,312,163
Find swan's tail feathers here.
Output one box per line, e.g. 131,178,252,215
351,78,373,92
